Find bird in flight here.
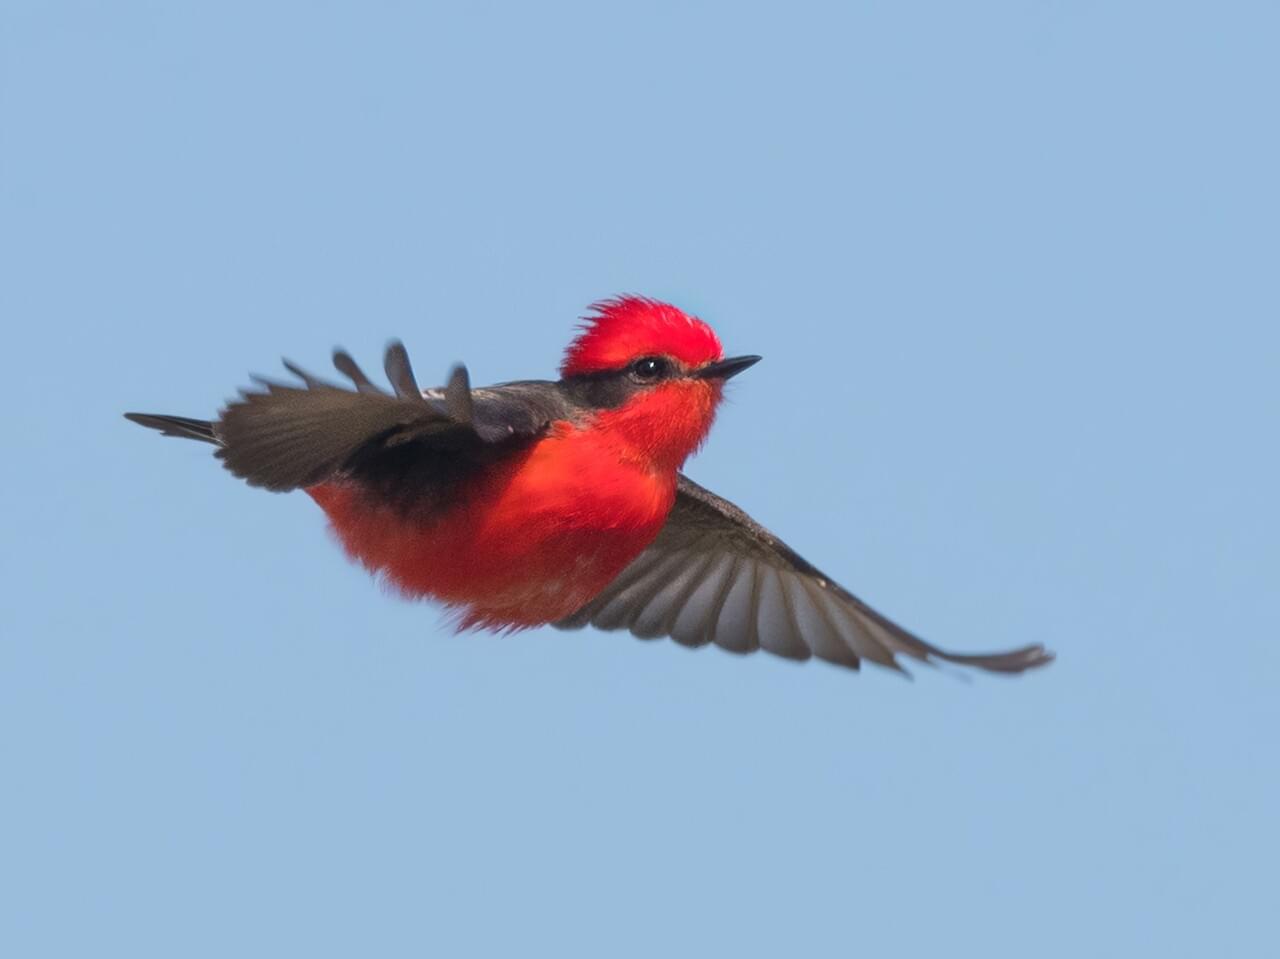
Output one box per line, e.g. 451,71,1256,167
126,296,1052,677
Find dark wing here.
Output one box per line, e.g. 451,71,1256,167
555,474,1054,676
126,342,573,492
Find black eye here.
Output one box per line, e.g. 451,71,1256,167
629,356,671,382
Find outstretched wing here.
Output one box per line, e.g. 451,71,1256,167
555,474,1054,675
126,342,572,492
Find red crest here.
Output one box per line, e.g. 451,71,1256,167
560,296,723,377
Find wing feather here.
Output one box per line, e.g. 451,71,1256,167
130,342,567,493
668,554,736,648
331,349,385,395
555,474,1054,676
383,340,424,399
634,550,718,640
711,560,758,654
755,568,812,661
591,549,691,633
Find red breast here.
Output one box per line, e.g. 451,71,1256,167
308,418,679,629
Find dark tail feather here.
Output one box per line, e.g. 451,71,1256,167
124,412,220,445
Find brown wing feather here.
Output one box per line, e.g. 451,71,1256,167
126,342,574,494
556,474,1055,676
214,380,445,491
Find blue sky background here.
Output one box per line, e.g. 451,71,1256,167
3,2,1277,956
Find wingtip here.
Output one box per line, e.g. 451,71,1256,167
965,643,1056,674
1012,643,1055,668
383,340,424,399
444,363,474,424
332,348,385,394
1026,645,1057,669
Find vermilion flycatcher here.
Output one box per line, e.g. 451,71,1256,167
126,296,1052,676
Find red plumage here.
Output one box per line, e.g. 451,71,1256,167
308,420,679,630
310,297,728,630
560,296,723,377
126,295,1056,677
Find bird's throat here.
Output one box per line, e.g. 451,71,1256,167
591,381,720,474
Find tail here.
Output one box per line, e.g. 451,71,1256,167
124,412,220,445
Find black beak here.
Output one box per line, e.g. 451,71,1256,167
695,355,762,381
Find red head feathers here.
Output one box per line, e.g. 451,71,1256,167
560,296,724,378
